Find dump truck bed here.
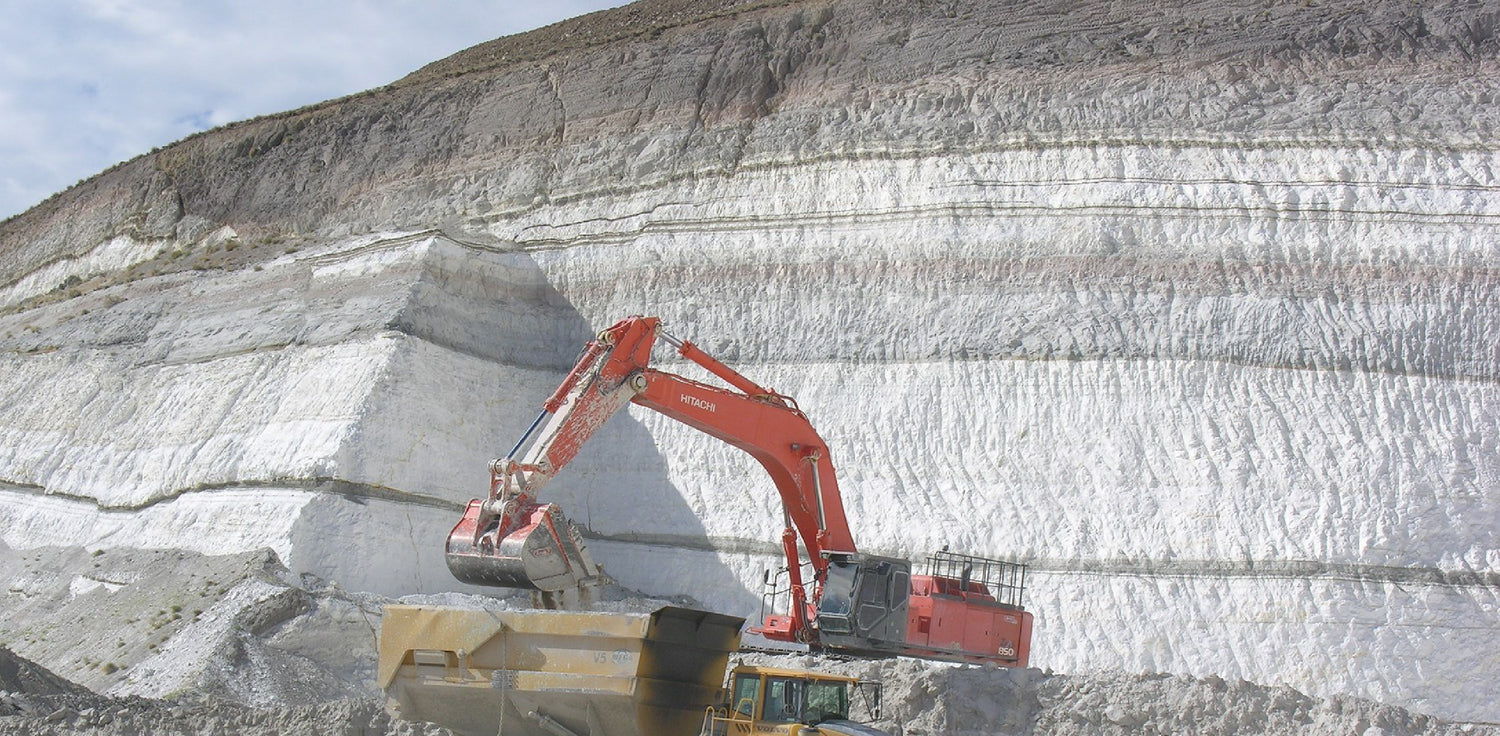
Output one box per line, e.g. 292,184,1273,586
379,605,744,736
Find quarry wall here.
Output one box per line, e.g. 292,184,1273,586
0,0,1496,723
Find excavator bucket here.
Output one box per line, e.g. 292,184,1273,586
445,499,601,592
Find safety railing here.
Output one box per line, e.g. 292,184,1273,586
923,549,1027,608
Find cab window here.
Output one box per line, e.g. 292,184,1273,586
803,679,849,723
819,563,856,617
762,677,804,723
731,674,760,718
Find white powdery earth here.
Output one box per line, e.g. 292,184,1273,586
0,139,1496,724
0,233,578,595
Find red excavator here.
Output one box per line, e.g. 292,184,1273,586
445,316,1033,666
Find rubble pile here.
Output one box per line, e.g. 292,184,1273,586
3,643,1487,736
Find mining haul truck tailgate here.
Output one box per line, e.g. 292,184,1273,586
379,605,744,736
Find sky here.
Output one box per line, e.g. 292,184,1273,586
0,0,631,221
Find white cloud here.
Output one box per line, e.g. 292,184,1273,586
0,0,630,220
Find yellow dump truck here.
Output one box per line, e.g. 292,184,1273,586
379,605,891,736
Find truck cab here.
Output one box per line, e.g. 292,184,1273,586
700,665,885,736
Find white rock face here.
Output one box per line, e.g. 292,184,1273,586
0,0,1495,725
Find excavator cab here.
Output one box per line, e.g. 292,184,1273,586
814,553,911,655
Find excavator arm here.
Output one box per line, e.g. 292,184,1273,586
445,316,854,633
